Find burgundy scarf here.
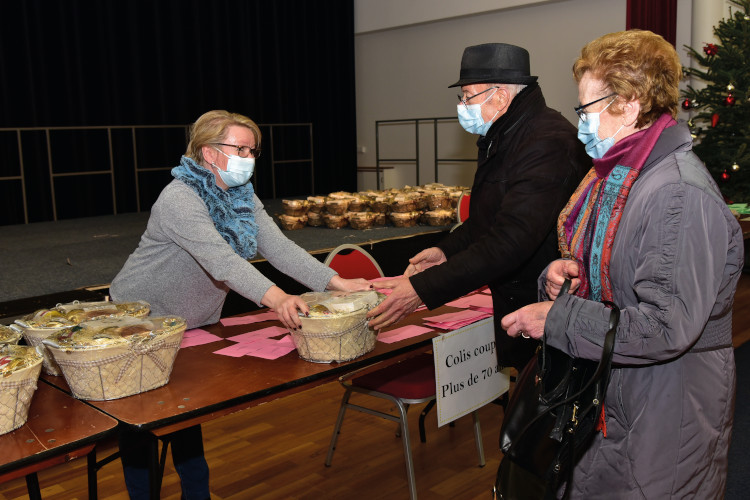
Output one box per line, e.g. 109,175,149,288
557,113,676,302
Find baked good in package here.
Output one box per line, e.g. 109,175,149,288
43,315,186,401
425,190,452,210
281,199,309,216
14,300,150,376
370,195,391,213
325,198,351,215
306,211,324,227
291,291,386,363
422,208,456,226
347,196,370,213
323,213,349,229
389,211,421,227
348,212,377,230
0,344,44,435
307,196,326,213
278,214,308,230
0,325,23,345
389,194,419,213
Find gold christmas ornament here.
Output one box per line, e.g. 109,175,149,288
727,83,735,91
732,162,740,172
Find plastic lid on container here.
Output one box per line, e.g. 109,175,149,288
0,325,23,344
42,316,187,351
15,300,151,329
0,344,43,375
299,290,386,317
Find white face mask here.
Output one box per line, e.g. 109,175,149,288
576,97,623,159
457,88,500,136
213,147,255,187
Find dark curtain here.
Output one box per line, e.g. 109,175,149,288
0,0,355,224
626,0,677,45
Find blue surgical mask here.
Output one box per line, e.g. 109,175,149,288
213,148,255,187
457,88,500,136
577,99,623,159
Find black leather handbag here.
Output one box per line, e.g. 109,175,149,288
494,280,620,500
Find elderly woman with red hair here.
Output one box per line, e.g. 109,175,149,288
502,30,742,498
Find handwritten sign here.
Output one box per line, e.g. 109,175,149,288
432,318,509,427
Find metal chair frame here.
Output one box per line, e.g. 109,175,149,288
325,361,486,500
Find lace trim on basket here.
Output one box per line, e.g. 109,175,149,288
54,339,182,383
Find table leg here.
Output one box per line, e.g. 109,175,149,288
87,446,98,500
148,434,160,500
25,473,42,500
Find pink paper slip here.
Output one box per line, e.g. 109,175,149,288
247,342,297,360
470,306,493,314
378,325,434,344
446,293,494,310
220,310,279,326
423,309,490,324
180,329,223,348
422,309,492,330
213,343,263,357
227,326,289,343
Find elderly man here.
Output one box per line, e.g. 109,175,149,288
367,43,590,370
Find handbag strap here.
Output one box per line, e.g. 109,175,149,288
508,279,620,456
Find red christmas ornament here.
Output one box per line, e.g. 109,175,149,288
712,113,720,127
725,93,736,106
721,170,731,182
704,43,718,56
681,98,692,110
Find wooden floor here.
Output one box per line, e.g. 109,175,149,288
2,272,750,500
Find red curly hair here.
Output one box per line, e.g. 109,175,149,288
573,30,682,128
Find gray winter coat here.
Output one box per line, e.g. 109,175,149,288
541,123,743,498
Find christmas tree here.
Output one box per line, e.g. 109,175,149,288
682,0,750,202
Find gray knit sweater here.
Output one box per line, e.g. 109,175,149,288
110,180,336,329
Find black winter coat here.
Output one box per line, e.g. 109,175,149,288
410,83,590,369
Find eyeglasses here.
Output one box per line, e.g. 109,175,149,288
213,143,262,159
457,86,499,108
574,93,617,121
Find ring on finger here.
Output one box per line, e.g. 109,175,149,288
519,330,530,339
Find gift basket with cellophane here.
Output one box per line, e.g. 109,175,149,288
0,344,43,435
290,291,386,363
13,300,151,376
42,315,185,401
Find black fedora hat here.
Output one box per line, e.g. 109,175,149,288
449,43,538,88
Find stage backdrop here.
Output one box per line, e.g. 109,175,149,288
0,0,356,225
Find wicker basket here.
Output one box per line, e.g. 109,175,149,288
0,325,23,346
15,300,150,376
0,344,43,435
291,291,385,363
43,316,185,401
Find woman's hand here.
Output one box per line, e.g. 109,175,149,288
261,286,308,331
326,275,374,292
403,247,447,277
500,301,554,340
545,259,580,300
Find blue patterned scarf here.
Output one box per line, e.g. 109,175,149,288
171,156,258,259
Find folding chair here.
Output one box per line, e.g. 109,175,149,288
324,244,384,280
324,353,485,500
456,191,471,223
